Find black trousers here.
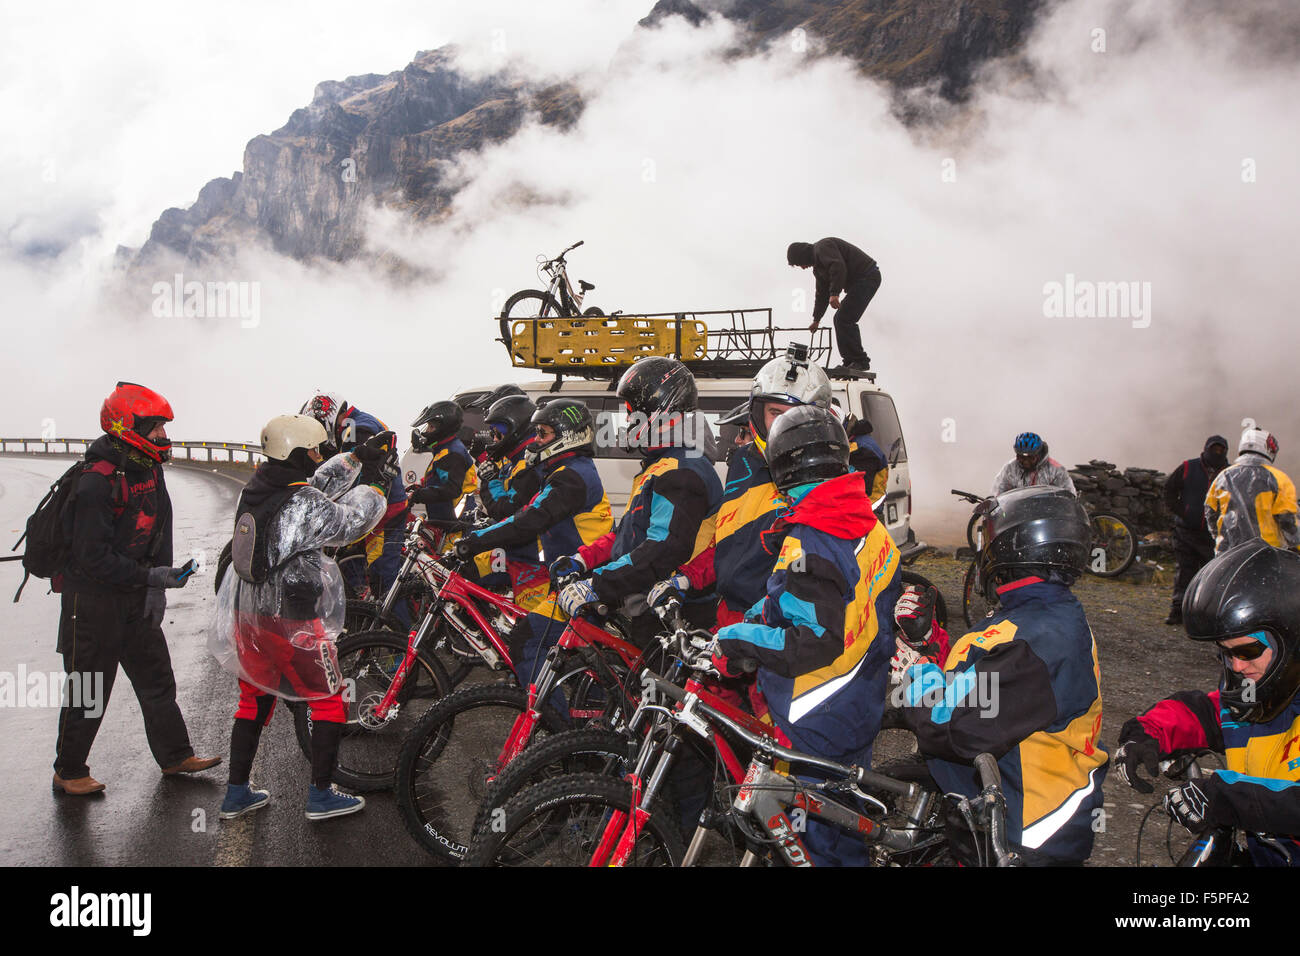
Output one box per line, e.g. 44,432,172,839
1171,526,1214,612
54,589,195,779
833,268,882,364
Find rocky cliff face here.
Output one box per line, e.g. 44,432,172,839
127,1,1040,271
642,0,1040,99
130,48,582,269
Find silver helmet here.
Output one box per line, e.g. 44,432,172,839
749,343,832,450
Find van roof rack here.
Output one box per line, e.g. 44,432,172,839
498,308,874,384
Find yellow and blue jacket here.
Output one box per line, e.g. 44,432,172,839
1127,687,1300,865
579,447,722,607
900,578,1108,863
717,472,901,763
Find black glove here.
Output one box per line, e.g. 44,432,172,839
1114,723,1161,794
147,566,190,590
355,430,397,462
143,588,166,627
476,459,500,483
356,431,398,489
454,537,480,560
549,554,587,591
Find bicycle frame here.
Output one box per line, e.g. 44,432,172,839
591,666,1016,868
592,673,781,867
540,257,586,315
492,614,647,776
367,548,522,724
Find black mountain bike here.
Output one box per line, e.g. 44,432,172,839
500,240,609,323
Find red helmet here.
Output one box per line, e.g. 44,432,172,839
100,381,174,461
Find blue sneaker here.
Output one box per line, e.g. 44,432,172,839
219,782,270,819
305,784,365,821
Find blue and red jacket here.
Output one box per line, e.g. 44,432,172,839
339,407,408,585
716,472,901,764
408,435,474,523
467,453,612,566
476,438,541,566
899,578,1108,863
1125,689,1300,865
578,447,722,607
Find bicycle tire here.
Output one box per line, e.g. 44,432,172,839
292,629,453,792
470,727,635,840
503,289,563,319
582,306,604,316
899,569,948,631
966,511,982,553
962,559,999,628
343,598,401,636
463,772,684,867
393,682,569,862
1085,512,1137,578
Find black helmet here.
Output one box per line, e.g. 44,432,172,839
1183,540,1300,723
764,405,850,493
975,486,1090,600
464,384,526,413
616,357,698,450
411,400,463,452
525,399,595,466
482,395,536,458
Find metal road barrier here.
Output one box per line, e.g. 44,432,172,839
0,438,264,465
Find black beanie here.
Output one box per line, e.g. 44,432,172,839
787,242,815,266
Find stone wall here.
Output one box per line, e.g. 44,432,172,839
1068,460,1171,535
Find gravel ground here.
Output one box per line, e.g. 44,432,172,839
888,553,1221,867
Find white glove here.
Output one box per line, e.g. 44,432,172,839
558,579,601,618
647,573,690,610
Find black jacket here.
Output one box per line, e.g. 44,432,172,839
1165,454,1220,533
811,237,878,320
62,435,173,594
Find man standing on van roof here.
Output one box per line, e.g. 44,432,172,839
787,238,882,375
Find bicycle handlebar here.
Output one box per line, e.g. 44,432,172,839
951,489,986,503
974,752,1001,791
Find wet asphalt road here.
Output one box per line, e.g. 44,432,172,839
0,455,436,867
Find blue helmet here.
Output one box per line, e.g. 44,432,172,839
1013,432,1045,456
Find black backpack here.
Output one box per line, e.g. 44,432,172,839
10,458,125,601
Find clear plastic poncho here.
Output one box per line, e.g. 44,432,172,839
209,452,386,701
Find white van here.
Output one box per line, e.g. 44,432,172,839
448,373,919,558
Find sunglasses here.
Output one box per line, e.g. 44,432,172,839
1216,631,1272,662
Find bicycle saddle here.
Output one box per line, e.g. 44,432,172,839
579,280,595,292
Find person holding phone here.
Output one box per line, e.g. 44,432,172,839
53,382,220,796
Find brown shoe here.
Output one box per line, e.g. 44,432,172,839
53,773,106,796
162,755,223,776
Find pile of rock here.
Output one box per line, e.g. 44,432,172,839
1068,460,1172,535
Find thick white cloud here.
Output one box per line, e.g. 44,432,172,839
2,0,1298,539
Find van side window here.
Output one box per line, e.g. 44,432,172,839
861,393,906,463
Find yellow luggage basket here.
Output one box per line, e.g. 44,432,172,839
497,308,849,381
508,314,709,370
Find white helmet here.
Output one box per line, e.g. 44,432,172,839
262,414,328,462
1239,427,1279,461
749,344,832,449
